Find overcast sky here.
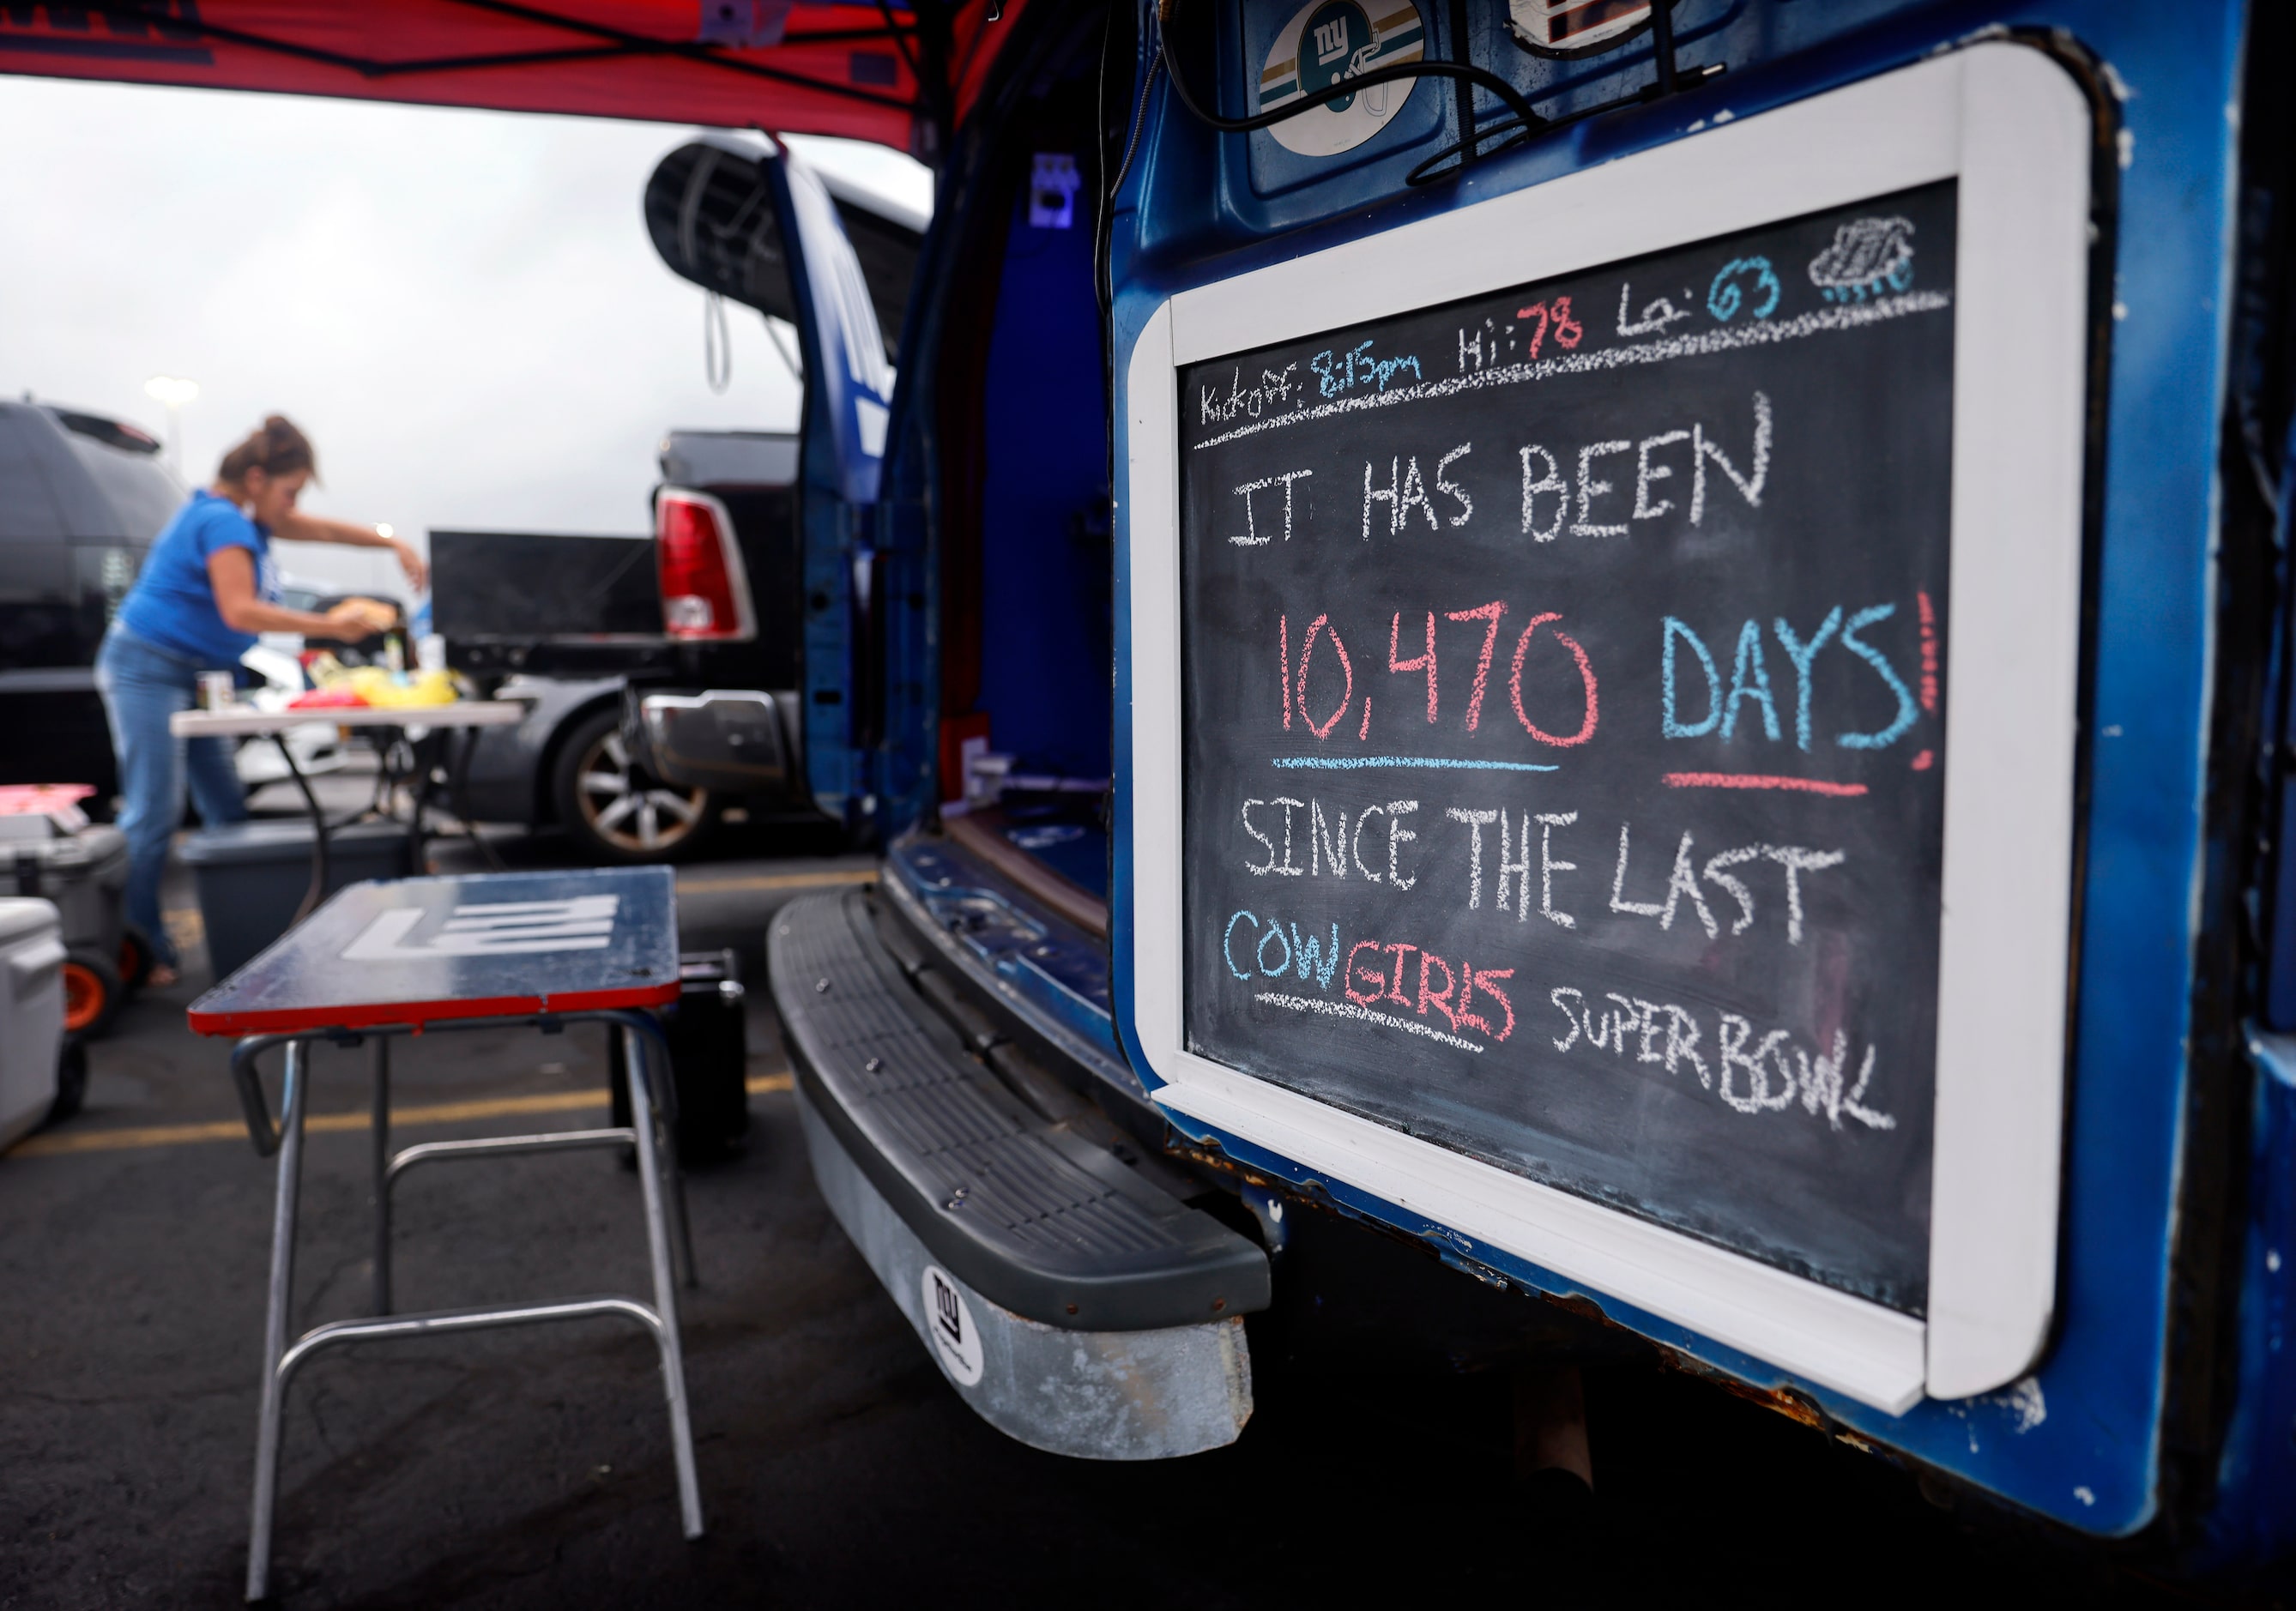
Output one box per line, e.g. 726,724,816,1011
0,76,931,600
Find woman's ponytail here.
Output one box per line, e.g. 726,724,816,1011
217,414,317,485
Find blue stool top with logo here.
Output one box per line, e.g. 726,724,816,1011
188,867,681,1035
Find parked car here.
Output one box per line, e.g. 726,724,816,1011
0,401,185,808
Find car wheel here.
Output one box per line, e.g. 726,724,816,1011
61,948,123,1039
552,707,714,864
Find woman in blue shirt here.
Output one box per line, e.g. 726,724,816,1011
98,415,424,986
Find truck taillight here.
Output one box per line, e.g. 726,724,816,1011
655,488,756,642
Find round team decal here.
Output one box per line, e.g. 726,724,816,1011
920,1264,985,1386
1256,0,1427,158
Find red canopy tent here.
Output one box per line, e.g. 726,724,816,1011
0,0,1023,154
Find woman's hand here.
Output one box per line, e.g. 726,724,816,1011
390,537,429,593
270,509,430,594
325,598,399,638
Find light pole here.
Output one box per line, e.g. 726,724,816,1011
142,375,199,473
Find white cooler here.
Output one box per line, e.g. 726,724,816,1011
0,898,65,1150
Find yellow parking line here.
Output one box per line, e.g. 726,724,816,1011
676,868,873,896
8,1071,795,1159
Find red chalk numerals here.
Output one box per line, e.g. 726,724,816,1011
1282,603,1598,748
1514,295,1585,362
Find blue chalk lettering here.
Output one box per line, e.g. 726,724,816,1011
1257,920,1294,978
1290,922,1343,991
1837,603,1918,750
1310,340,1423,400
1773,606,1843,753
1224,911,1258,980
1707,256,1781,323
1662,617,1722,739
1722,618,1781,742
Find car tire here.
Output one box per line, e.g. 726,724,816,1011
552,706,715,864
61,948,123,1039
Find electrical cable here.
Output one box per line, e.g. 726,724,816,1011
1109,46,1162,205
1400,62,1719,186
1096,12,1161,315
1403,3,1719,188
1094,9,1115,314
704,290,733,392
764,316,806,378
1156,0,1540,144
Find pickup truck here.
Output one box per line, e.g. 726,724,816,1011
429,431,806,861
433,144,924,864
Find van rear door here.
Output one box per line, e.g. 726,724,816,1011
643,136,911,831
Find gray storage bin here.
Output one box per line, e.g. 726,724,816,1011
2,817,129,963
181,821,415,982
0,897,65,1149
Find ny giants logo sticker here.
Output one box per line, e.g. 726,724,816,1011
341,896,619,962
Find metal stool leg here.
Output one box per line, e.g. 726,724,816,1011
372,1037,392,1315
665,1111,699,1291
624,1025,704,1539
248,1039,311,1603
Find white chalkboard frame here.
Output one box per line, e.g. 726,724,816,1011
1125,43,2093,1413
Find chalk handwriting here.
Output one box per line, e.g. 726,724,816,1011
1294,613,1355,739
1605,820,1846,945
1190,296,1947,453
1616,281,1695,337
1363,455,1440,536
1229,468,1313,546
1199,362,1302,425
1515,296,1585,361
1252,799,1852,945
1305,600,1601,748
1508,390,1770,542
1251,798,1427,886
1313,339,1423,399
1521,445,1567,540
1546,985,1894,1129
1707,256,1782,322
1456,317,1514,375
1663,594,1918,751
1435,443,1474,526
1808,216,1916,304
1224,909,1516,1051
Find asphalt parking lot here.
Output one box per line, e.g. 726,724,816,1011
0,803,2192,1608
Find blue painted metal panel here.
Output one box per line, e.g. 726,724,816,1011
2202,1035,2296,1566
972,180,1115,780
888,834,1126,1065
770,146,897,826
1106,0,2258,1541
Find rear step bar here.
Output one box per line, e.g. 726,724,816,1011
770,890,1269,1459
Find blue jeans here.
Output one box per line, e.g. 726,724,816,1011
94,626,245,968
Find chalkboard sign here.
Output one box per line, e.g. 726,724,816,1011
1179,182,1956,1313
